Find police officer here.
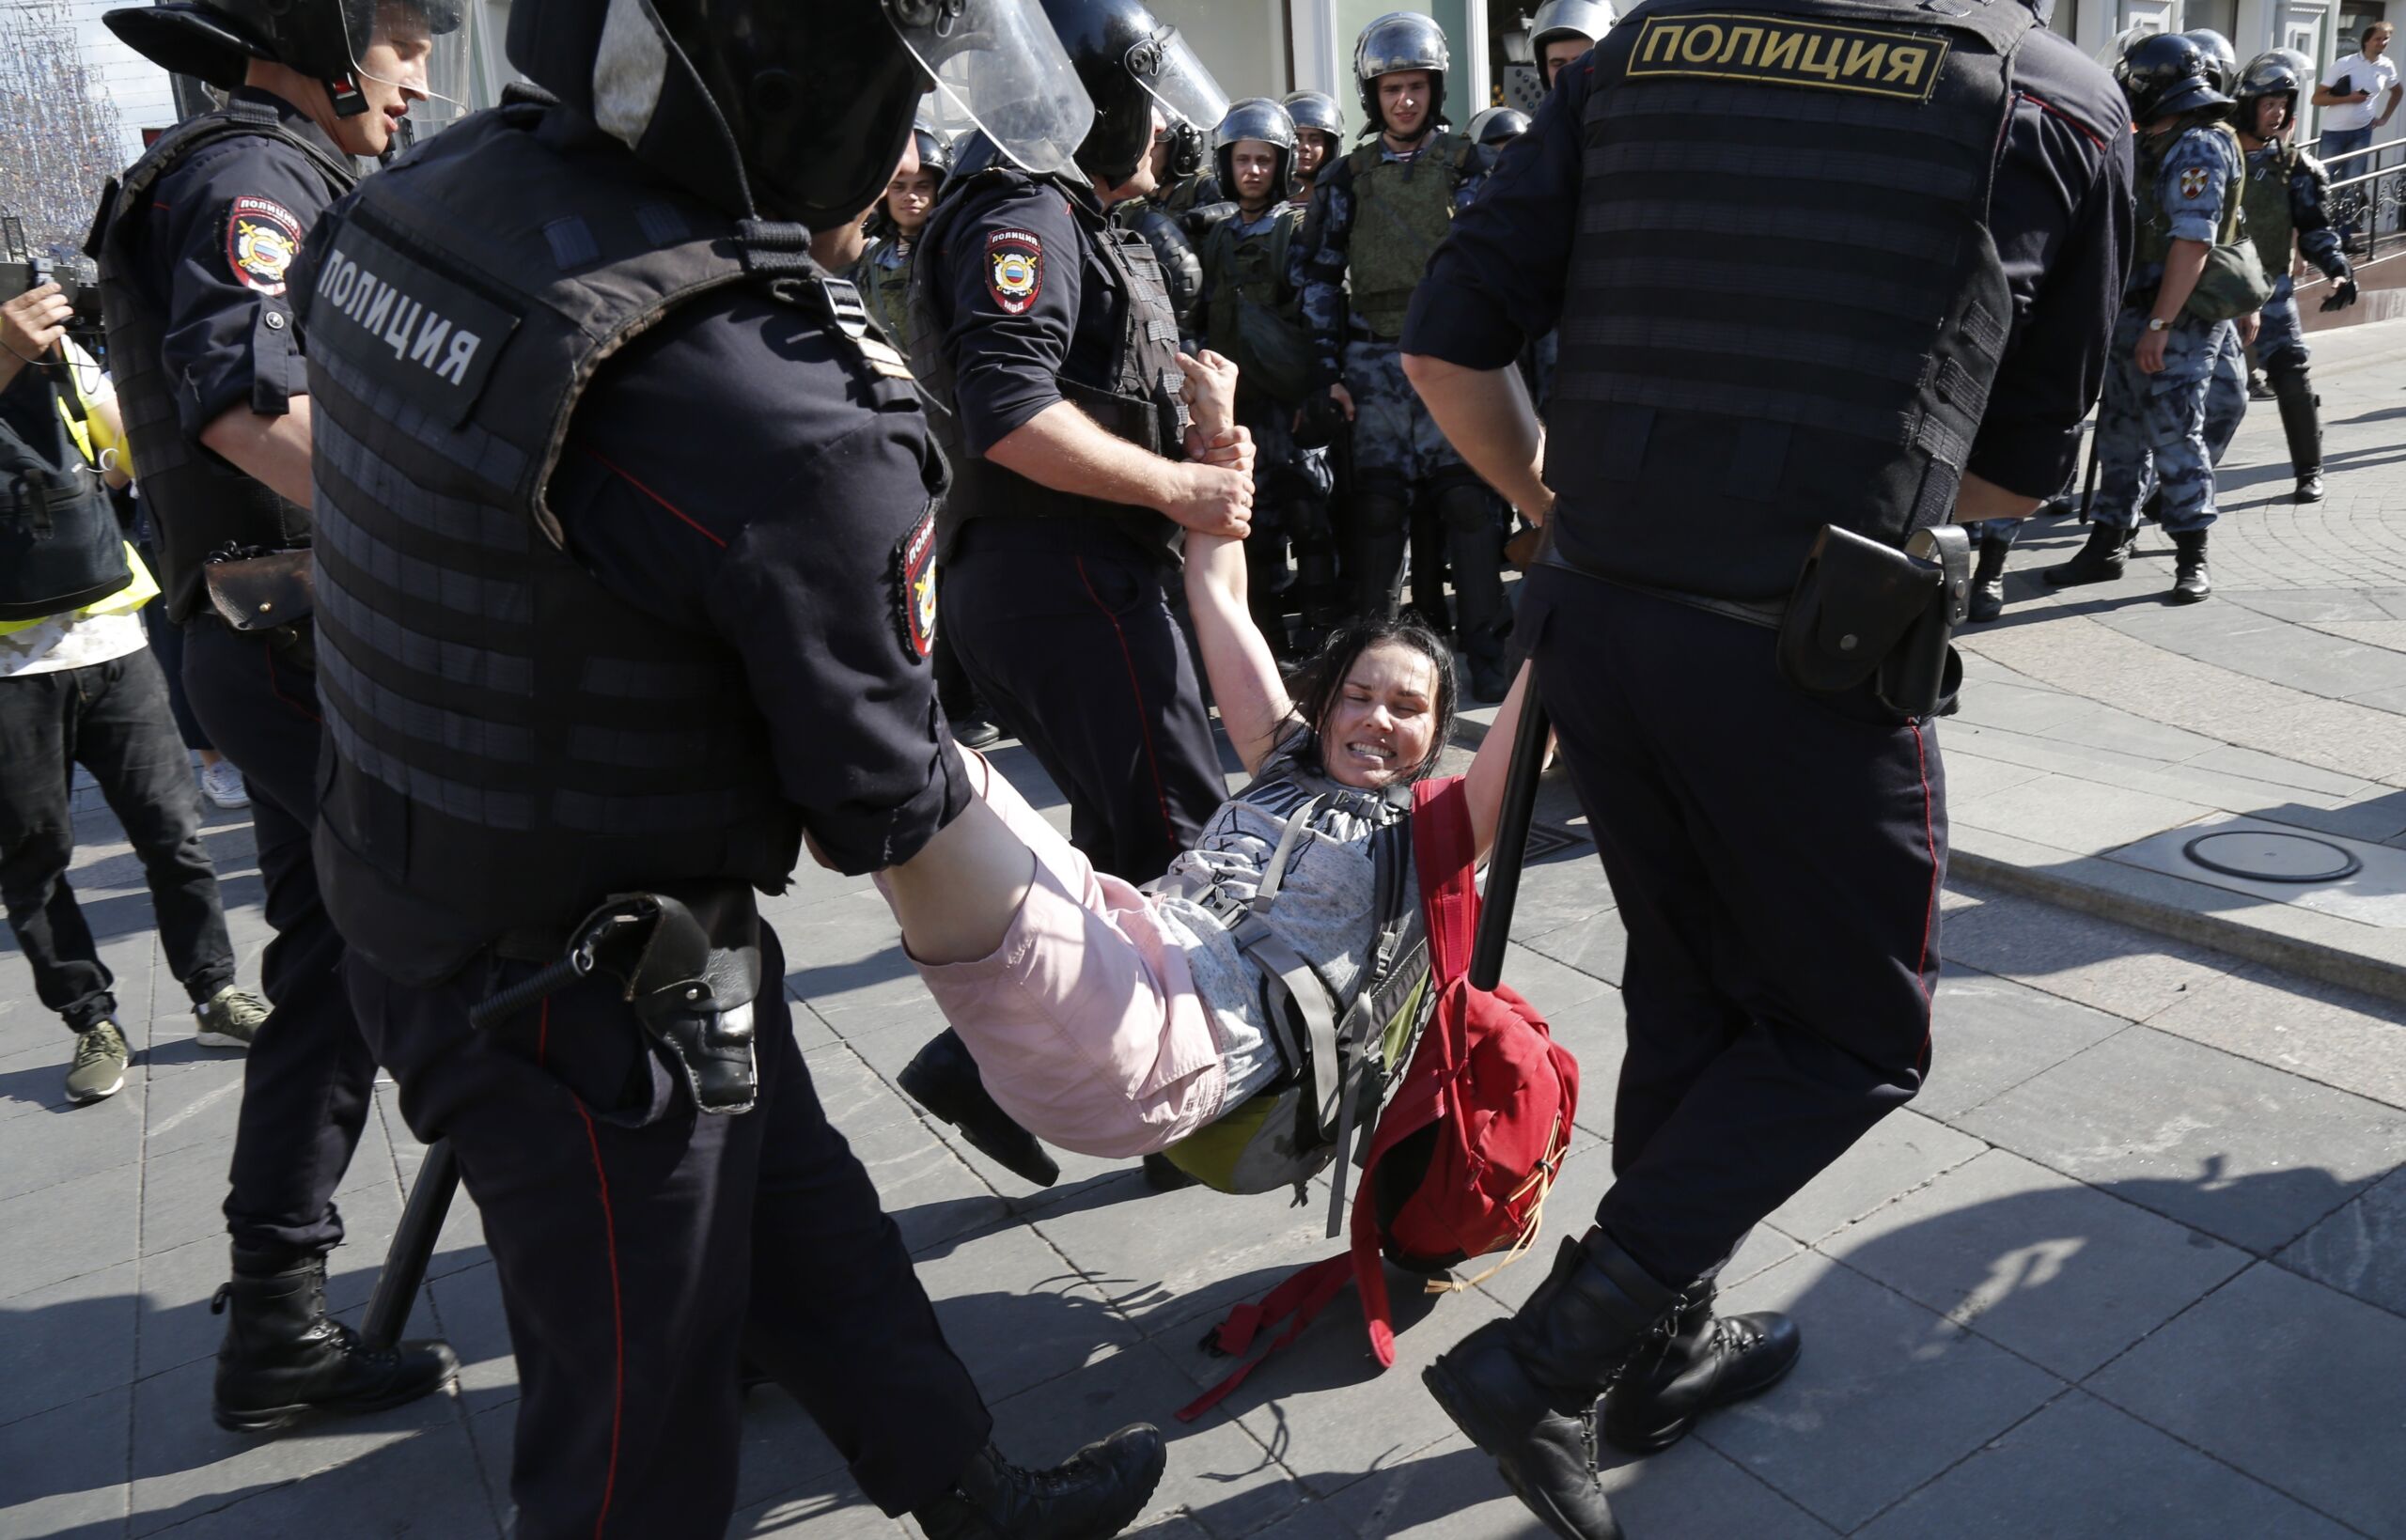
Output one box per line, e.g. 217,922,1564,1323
896,0,1244,1190
91,0,459,1431
1398,0,2129,1529
1466,106,1534,146
301,2,1168,1535
1282,91,1346,194
852,120,951,360
1531,0,1617,86
2048,31,2240,604
1291,11,1511,701
1194,98,1334,655
2206,51,2359,502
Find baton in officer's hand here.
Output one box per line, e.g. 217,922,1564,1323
1472,674,1551,993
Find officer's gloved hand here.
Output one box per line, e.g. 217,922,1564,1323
2321,276,2360,311
1291,390,1347,449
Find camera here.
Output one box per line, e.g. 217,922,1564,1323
1,214,104,336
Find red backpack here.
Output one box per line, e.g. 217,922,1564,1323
1178,775,1579,1420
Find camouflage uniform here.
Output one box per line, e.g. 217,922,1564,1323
850,235,917,366
2202,143,2350,466
2091,120,2242,537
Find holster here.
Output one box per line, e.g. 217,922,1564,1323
202,547,314,633
1777,524,1968,720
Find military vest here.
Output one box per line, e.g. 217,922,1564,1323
91,99,356,621
2133,121,2246,267
852,237,916,362
1201,209,1312,405
2242,141,2298,276
299,103,918,986
0,366,130,623
1341,132,1480,340
1548,0,2036,601
912,166,1189,556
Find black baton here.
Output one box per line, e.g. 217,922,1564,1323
360,1137,458,1352
1471,677,1551,993
2076,418,2101,525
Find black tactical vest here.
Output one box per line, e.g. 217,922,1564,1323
1549,0,2035,601
911,167,1189,557
91,99,356,621
300,104,919,986
0,366,129,623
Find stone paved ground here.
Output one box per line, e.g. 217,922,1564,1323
9,324,2406,1537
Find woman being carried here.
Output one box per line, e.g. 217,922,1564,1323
875,352,1532,1160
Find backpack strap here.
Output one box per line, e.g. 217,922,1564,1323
1413,776,1479,987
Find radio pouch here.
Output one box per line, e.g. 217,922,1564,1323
1777,524,1967,719
202,548,314,632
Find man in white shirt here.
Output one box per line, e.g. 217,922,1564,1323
0,284,267,1103
2316,20,2399,242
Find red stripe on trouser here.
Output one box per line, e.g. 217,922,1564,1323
1909,719,1939,1061
1072,554,1179,850
569,1071,626,1539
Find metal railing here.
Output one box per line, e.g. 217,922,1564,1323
2296,138,2406,288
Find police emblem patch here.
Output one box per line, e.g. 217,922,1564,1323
986,228,1043,315
894,506,938,661
225,195,303,295
2179,166,2210,199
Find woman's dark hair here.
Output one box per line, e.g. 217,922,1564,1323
1278,613,1460,783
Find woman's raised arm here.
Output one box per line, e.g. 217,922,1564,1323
1178,351,1295,779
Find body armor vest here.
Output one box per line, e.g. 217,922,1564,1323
2133,121,2246,268
1549,0,2036,601
0,367,130,622
2242,141,2298,275
853,237,917,362
1341,132,1477,340
91,99,356,621
300,104,916,986
912,166,1189,556
1201,210,1311,406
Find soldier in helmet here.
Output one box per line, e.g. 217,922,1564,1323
1282,89,1346,192
1467,105,1534,146
296,0,1173,1533
897,0,1253,1193
1193,97,1334,655
852,120,951,363
90,0,466,1433
1290,10,1513,702
1531,0,1617,87
2200,51,2359,502
2048,31,2240,604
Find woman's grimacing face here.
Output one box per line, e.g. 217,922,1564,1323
1319,641,1440,789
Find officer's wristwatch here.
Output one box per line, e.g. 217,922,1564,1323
2146,317,2171,333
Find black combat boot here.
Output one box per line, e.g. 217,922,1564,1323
900,1028,1061,1188
2269,366,2325,503
2043,521,2134,586
1599,1283,1801,1454
2248,369,2274,402
2171,529,2211,604
1966,531,2012,623
211,1250,458,1433
914,1426,1167,1540
1423,1230,1682,1540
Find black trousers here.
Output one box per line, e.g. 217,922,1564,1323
1521,568,1944,1288
944,519,1224,883
180,621,377,1265
347,926,992,1538
0,648,236,1031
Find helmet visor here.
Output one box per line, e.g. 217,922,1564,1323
343,0,476,133
1127,25,1229,133
886,0,1095,181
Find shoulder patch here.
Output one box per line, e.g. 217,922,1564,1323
225,195,304,295
985,227,1044,315
894,505,938,661
2179,165,2210,199
1626,12,1949,103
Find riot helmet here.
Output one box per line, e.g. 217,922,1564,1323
107,0,465,127
1530,0,1614,83
911,122,954,182
1466,105,1531,145
507,0,1094,229
2181,29,2241,95
1040,0,1231,188
1354,11,1450,139
2115,31,2233,124
2270,46,2317,81
1282,90,1344,142
2236,52,2304,137
1212,98,1297,205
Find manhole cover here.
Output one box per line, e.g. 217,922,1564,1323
2180,831,2363,884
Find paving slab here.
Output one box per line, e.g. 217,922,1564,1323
1853,1388,2360,1540
2141,959,2406,1111
2277,1163,2406,1318
1820,1147,2249,1380
1954,1026,2406,1256
0,1383,131,1540
1763,1112,1988,1249
0,1258,139,1433
1914,971,2128,1124
1700,1251,2064,1534
2088,1262,2406,1540
1935,884,2244,1023
0,1162,139,1303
